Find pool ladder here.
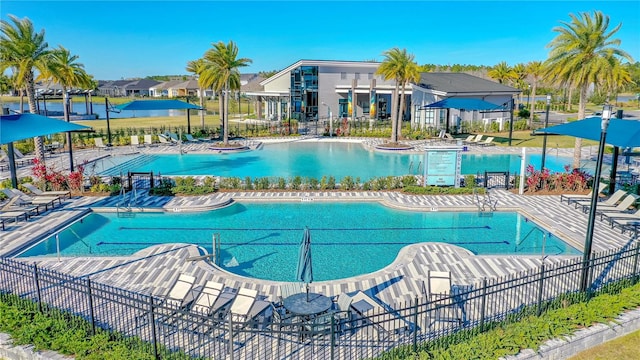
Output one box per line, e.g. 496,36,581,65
408,161,422,174
474,188,497,215
116,176,139,217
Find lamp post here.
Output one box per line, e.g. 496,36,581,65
580,103,613,292
105,97,113,145
540,94,552,171
64,92,75,171
322,102,332,137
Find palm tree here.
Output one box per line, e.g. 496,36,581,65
546,11,634,168
487,61,516,84
186,58,207,128
0,15,51,161
376,48,420,143
526,61,545,127
200,41,252,145
602,56,633,103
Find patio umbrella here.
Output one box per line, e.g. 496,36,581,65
296,226,313,302
535,116,640,148
115,99,202,135
1,113,92,188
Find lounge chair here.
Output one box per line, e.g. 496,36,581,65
603,208,640,227
157,134,174,146
442,132,458,143
0,210,30,226
1,196,39,216
611,216,640,234
460,135,475,144
12,148,36,165
184,134,202,143
465,134,484,144
479,137,495,146
347,291,408,338
228,287,258,324
424,270,461,326
561,183,607,205
144,134,158,147
190,281,234,317
595,194,638,219
94,137,111,150
131,135,143,148
167,132,180,143
23,183,71,199
573,189,627,211
137,273,196,326
1,188,60,212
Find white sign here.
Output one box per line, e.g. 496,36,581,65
423,147,462,187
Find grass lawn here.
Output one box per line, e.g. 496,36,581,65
76,114,222,131
458,131,597,148
568,329,640,360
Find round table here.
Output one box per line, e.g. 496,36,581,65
283,292,332,316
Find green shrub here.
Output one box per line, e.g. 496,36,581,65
402,185,483,195
219,177,241,189
254,177,270,190
243,176,253,190
290,176,302,190
341,176,355,190
276,177,287,189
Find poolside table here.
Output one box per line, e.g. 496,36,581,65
283,292,332,317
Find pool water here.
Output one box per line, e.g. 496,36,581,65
92,142,580,179
20,202,580,281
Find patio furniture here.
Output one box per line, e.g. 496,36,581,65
22,183,71,199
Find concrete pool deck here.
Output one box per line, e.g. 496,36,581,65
0,186,635,307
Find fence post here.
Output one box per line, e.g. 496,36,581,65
479,278,488,332
228,316,234,360
148,296,159,360
413,297,418,353
633,241,640,285
32,263,43,313
536,264,546,316
86,278,96,335
587,253,596,298
330,315,335,360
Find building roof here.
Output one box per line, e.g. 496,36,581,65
125,78,162,90
416,73,520,95
241,75,266,92
151,79,185,90
261,59,381,86
173,79,200,90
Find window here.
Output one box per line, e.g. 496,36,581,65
355,72,360,80
340,72,346,80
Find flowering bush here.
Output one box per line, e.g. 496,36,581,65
30,158,86,192
525,164,590,193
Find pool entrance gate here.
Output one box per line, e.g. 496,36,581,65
127,171,155,190
484,171,510,189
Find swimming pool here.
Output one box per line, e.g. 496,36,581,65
92,142,580,179
19,202,580,281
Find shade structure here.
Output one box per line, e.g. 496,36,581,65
115,99,202,111
1,113,91,145
296,226,313,301
535,117,640,148
421,98,503,111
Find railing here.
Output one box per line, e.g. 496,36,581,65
1,240,639,359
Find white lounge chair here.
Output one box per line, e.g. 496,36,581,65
144,134,158,147
157,134,174,146
23,183,71,199
131,135,143,148
604,208,640,227
12,148,36,165
190,281,234,317
424,270,461,326
347,290,408,338
229,288,258,324
94,137,111,150
1,188,61,211
595,194,638,219
464,134,483,144
573,189,627,211
479,137,495,146
561,183,607,204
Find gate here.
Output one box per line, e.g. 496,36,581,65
484,171,510,189
127,171,155,190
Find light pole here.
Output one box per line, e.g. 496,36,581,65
540,94,552,171
580,103,613,292
322,102,332,137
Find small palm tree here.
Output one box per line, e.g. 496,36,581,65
186,58,207,128
545,11,634,168
376,48,420,143
0,15,51,161
487,61,516,84
200,41,252,145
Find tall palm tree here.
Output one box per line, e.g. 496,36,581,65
186,58,207,128
0,15,51,161
40,46,91,170
512,63,528,110
526,61,545,127
200,41,252,145
602,56,633,103
545,11,634,168
376,48,419,143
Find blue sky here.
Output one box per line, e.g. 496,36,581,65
3,1,639,80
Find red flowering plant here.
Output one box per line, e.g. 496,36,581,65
30,158,76,192
67,164,85,192
523,164,591,194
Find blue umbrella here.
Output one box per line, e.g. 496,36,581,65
296,226,313,301
535,116,640,148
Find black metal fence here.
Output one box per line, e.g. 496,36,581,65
1,241,639,359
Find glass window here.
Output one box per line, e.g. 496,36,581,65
355,73,360,80
341,72,346,80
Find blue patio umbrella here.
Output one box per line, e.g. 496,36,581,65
535,116,640,148
1,113,92,188
296,226,313,301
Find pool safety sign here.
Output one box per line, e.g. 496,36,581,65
423,147,462,187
